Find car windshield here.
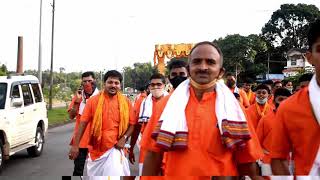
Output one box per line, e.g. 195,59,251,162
0,83,7,109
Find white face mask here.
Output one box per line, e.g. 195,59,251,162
256,97,268,105
150,89,164,98
286,87,293,93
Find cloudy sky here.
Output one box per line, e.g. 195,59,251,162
0,0,319,73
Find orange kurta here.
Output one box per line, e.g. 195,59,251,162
80,93,136,160
245,102,273,130
139,97,160,164
256,110,276,164
231,87,250,108
143,87,263,176
268,95,275,110
245,90,256,105
68,96,91,149
271,87,320,175
133,92,147,120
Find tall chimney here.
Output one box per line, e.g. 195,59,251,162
16,36,23,74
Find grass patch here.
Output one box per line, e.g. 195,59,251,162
48,107,70,126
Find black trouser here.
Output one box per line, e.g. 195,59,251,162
73,148,88,176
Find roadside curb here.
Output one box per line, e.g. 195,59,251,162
48,119,75,129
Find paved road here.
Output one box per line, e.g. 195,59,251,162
1,123,139,177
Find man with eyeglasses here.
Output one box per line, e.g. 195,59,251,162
68,71,99,176
129,73,169,175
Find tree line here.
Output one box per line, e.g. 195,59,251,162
1,3,319,102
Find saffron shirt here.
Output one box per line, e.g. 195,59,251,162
245,90,256,105
133,92,147,120
256,110,276,164
68,96,92,149
137,96,161,164
245,102,273,130
231,87,250,108
80,93,136,161
271,87,320,175
142,87,263,176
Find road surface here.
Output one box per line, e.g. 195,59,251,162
1,122,139,177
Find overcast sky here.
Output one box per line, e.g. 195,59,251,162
0,0,319,73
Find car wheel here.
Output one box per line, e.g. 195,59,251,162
27,127,44,157
0,139,4,173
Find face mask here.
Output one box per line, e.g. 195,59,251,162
150,89,164,98
226,81,235,88
83,82,96,95
169,76,187,89
256,97,268,105
286,87,293,93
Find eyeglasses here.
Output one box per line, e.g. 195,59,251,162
150,83,163,87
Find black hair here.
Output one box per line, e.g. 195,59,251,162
274,87,292,98
255,84,271,94
298,73,313,83
281,79,292,86
168,60,187,71
273,80,282,86
138,86,145,91
244,78,254,84
225,72,235,77
233,93,240,98
82,71,95,79
149,73,166,84
308,19,320,51
263,80,274,86
103,70,123,82
189,41,224,67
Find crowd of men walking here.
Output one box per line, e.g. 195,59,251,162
66,19,320,179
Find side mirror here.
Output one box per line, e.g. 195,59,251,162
11,98,23,107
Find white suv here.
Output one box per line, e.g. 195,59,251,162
0,75,48,173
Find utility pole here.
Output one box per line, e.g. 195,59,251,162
267,52,270,80
49,0,55,110
122,70,125,92
235,64,238,83
37,0,43,84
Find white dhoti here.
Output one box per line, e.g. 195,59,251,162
83,176,121,180
86,147,130,176
260,162,272,176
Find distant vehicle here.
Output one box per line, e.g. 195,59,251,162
0,75,48,173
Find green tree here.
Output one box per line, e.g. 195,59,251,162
0,64,8,76
123,62,158,91
214,34,268,81
262,3,320,51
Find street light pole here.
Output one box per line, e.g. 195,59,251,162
49,0,55,110
37,0,43,84
267,52,270,80
122,70,125,92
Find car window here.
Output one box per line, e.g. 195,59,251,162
31,83,42,103
11,85,20,98
0,83,7,109
21,84,34,106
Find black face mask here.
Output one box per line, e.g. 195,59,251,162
169,76,188,89
226,81,235,88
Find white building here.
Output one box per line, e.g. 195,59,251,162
283,48,314,77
